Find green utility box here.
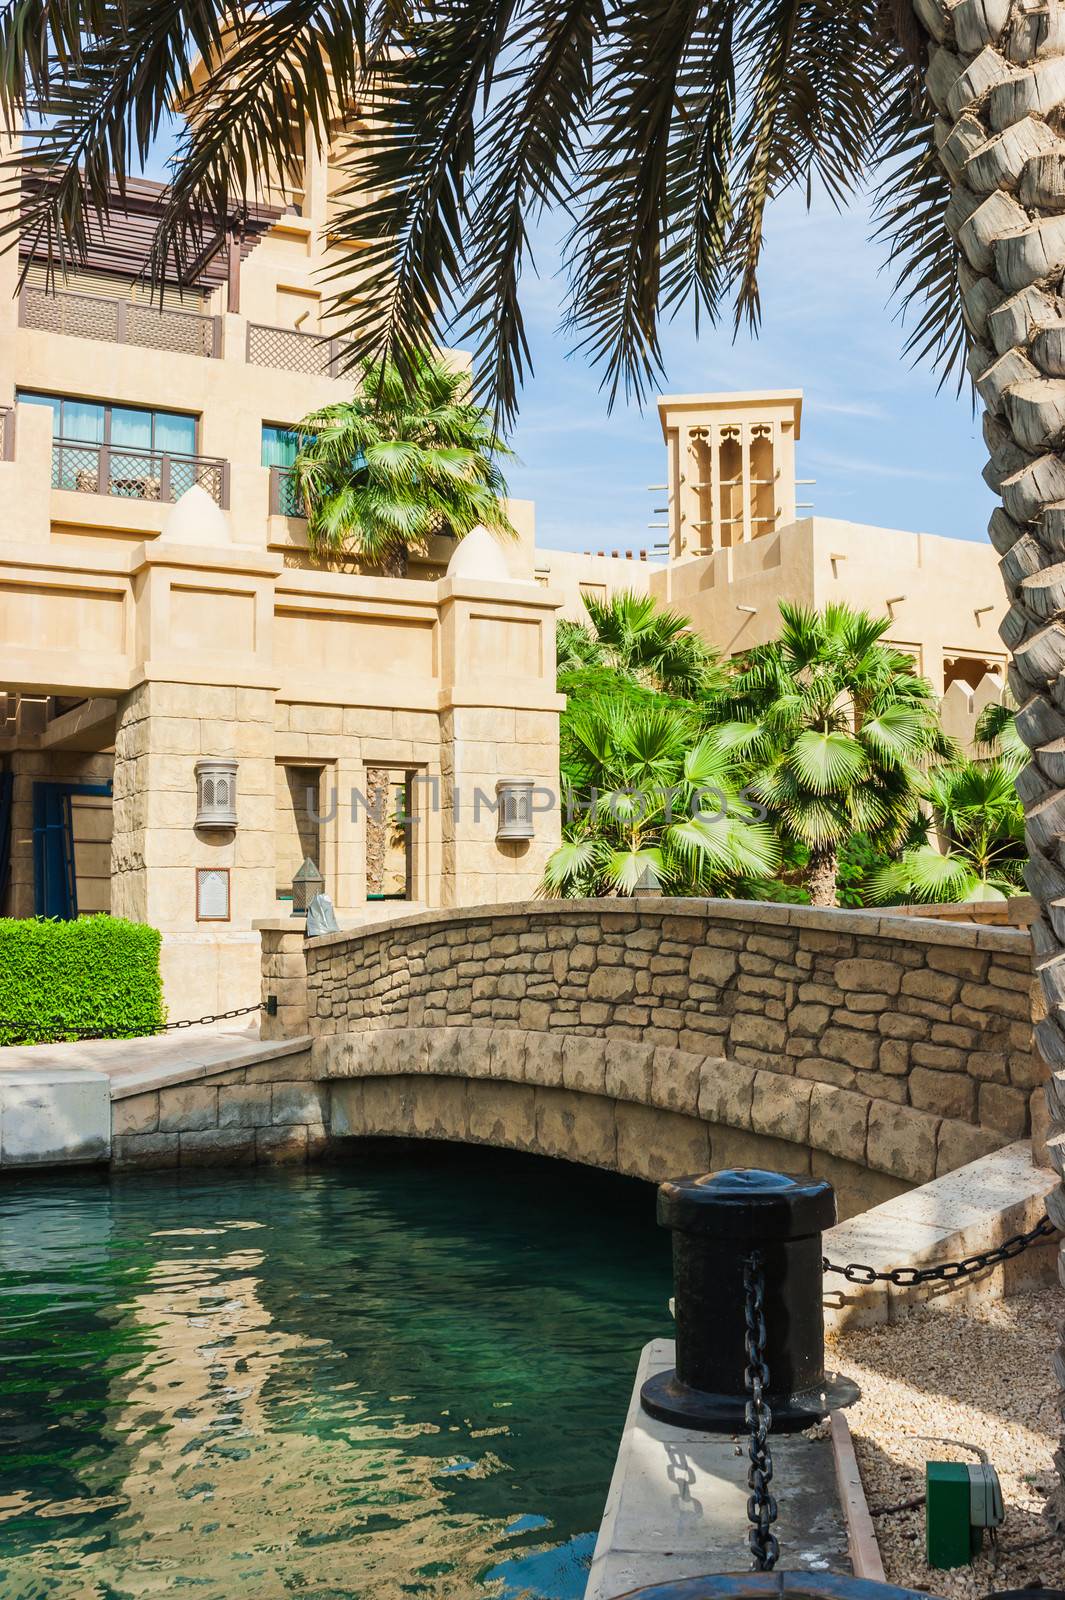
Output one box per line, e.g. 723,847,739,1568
926,1460,1004,1568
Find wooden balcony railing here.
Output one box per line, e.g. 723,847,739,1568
247,321,352,377
19,286,222,359
269,465,305,517
51,439,230,508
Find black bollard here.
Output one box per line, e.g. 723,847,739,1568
640,1168,860,1432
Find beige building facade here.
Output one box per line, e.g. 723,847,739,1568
0,146,565,1019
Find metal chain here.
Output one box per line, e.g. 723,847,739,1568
743,1250,779,1572
822,1213,1055,1289
163,1004,263,1031
0,1002,263,1045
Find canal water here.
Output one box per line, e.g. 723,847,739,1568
0,1147,672,1600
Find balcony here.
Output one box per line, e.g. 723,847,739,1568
247,322,352,378
19,286,222,359
269,466,305,518
51,439,230,508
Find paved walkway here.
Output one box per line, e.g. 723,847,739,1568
0,1022,311,1101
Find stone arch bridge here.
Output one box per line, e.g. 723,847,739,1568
256,897,1041,1219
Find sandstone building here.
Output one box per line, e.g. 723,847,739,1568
648,390,1009,749
0,130,1011,1022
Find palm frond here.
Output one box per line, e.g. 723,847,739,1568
870,71,969,393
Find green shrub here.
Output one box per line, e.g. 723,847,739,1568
0,917,165,1045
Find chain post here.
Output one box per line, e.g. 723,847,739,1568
743,1250,779,1572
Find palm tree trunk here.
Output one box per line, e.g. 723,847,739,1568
806,844,838,907
911,0,1065,1527
381,544,409,578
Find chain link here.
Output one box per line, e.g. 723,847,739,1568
743,1250,779,1572
0,1003,263,1045
163,1004,263,1031
822,1214,1055,1289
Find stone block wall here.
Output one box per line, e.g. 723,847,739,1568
296,899,1043,1185
111,680,276,933
259,926,310,1040
111,1047,326,1169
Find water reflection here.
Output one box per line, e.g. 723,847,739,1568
0,1149,671,1600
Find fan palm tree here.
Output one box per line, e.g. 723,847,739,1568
871,758,1027,904
974,695,1026,771
712,602,947,906
557,591,724,698
545,697,778,897
292,355,513,575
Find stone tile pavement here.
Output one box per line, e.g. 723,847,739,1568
0,1021,311,1099
0,1024,313,1167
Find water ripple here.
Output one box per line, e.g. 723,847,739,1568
0,1149,670,1600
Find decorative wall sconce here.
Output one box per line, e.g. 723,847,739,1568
495,778,535,841
195,758,238,829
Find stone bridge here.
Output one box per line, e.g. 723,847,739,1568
258,897,1043,1218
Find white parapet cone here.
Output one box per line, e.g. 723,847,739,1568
160,483,233,547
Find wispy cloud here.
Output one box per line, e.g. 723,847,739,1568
806,449,968,484
808,398,888,420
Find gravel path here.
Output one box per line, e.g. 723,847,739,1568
827,1288,1065,1595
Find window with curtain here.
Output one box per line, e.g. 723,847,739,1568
261,425,300,469
18,393,198,454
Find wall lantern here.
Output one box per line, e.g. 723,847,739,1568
195,758,238,829
633,862,662,898
495,778,535,841
291,856,324,917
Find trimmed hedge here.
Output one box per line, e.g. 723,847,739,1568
0,917,165,1046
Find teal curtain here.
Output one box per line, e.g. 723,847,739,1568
17,392,61,435
111,406,153,450
59,400,104,442
152,411,197,456
262,425,299,469
18,392,104,442
18,393,195,453
112,407,196,455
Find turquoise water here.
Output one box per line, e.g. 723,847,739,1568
0,1147,672,1600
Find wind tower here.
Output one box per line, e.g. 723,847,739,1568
656,390,802,562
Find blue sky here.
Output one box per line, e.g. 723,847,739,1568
141,131,992,558
496,188,994,557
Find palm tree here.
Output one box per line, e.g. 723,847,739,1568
871,759,1027,904
557,591,724,698
712,603,947,907
975,696,1026,771
545,697,779,897
292,355,513,575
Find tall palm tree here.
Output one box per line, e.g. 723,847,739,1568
557,590,724,698
545,697,779,896
713,603,947,906
292,355,513,575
